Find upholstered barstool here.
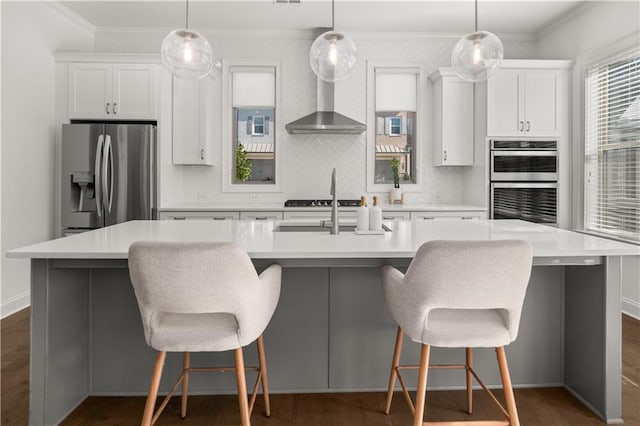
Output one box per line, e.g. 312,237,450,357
382,240,533,426
128,241,281,426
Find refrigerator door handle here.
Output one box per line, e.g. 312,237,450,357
103,134,114,214
94,134,104,218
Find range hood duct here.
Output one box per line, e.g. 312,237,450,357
285,79,366,135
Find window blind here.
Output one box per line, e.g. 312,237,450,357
584,50,640,243
232,69,275,107
375,72,417,112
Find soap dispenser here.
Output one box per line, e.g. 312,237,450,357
357,196,370,231
370,196,382,231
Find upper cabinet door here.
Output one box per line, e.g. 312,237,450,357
487,67,562,138
523,70,560,137
172,75,214,165
487,69,523,137
112,64,156,120
68,63,157,120
68,63,113,119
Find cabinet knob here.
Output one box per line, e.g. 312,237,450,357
106,102,110,114
113,103,117,115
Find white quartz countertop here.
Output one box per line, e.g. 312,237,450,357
158,203,487,212
8,220,639,259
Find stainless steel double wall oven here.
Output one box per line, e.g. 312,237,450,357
490,140,558,225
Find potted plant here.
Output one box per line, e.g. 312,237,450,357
390,157,403,203
235,143,252,182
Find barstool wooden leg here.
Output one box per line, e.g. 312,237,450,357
181,352,190,418
496,347,520,426
413,344,431,426
466,347,473,414
385,326,404,414
256,335,271,417
142,351,166,426
234,347,251,426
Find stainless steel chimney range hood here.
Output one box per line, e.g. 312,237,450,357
285,79,366,135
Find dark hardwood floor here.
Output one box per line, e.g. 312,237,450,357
2,308,639,425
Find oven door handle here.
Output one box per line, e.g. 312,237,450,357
491,182,558,189
491,150,557,157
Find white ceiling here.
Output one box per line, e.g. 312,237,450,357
58,0,588,35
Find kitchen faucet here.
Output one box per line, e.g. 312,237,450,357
330,168,339,235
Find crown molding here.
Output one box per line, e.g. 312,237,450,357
53,52,161,64
47,0,96,34
95,26,318,40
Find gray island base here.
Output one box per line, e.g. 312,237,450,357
11,220,638,425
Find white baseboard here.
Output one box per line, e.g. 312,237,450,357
622,297,640,321
1,293,30,319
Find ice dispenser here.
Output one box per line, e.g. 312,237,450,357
71,171,94,212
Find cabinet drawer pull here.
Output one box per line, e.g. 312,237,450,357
519,121,524,131
113,103,117,115
254,216,269,220
213,217,227,220
461,216,474,220
526,121,531,132
200,149,204,160
173,217,186,220
106,102,110,114
382,216,394,220
420,216,435,220
443,150,447,161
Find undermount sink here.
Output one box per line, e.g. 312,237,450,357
273,221,391,233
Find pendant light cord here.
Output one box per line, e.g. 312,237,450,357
331,0,335,31
185,0,189,29
474,0,478,32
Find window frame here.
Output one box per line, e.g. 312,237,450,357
388,116,402,136
573,32,640,245
252,115,265,136
366,60,425,193
221,59,282,193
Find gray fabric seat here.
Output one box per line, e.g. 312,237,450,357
382,239,533,426
128,241,281,426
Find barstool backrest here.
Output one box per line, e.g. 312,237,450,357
389,240,533,343
129,241,278,347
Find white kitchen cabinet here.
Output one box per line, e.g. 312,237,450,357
240,211,284,220
380,211,411,220
68,63,156,120
429,68,474,166
172,75,215,165
487,68,562,137
158,211,239,220
283,211,358,221
411,211,486,220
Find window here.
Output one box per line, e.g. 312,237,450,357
367,64,423,190
252,116,266,136
222,60,281,192
388,117,402,136
585,50,640,242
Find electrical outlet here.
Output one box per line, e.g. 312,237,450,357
433,194,442,202
197,192,211,201
249,194,260,201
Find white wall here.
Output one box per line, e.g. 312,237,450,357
0,1,94,318
535,1,640,319
94,29,536,206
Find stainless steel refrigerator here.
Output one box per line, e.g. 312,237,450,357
61,123,156,236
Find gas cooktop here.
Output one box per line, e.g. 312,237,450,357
284,199,361,207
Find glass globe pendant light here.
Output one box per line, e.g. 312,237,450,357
451,0,503,82
161,0,214,79
309,0,357,82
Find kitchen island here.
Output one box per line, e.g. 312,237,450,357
9,219,639,425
